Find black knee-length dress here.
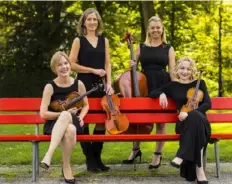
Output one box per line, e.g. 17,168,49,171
43,79,82,135
139,43,171,93
77,35,106,98
148,80,211,180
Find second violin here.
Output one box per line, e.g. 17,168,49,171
101,78,129,135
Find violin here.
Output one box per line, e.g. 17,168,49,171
50,83,103,112
181,70,204,112
101,78,129,135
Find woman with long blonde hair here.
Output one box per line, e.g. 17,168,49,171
123,16,175,170
149,56,211,183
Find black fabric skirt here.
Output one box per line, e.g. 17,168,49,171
143,69,170,93
175,110,211,181
43,113,83,135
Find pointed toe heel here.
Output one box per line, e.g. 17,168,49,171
148,152,162,170
170,161,181,169
122,148,142,164
40,162,50,170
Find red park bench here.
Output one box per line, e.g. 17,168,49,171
0,97,232,182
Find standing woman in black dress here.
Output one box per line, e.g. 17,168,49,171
149,56,211,184
69,8,114,172
40,51,88,184
122,16,175,169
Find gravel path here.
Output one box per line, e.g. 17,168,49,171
0,163,232,184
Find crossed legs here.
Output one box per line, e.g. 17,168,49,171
41,111,76,179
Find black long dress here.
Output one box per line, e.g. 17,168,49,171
148,80,211,181
43,79,82,135
139,43,171,93
77,35,106,97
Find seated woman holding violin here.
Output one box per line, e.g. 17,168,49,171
40,51,89,184
148,56,211,184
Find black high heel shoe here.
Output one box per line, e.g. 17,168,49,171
40,162,50,170
122,148,142,164
196,180,208,184
148,152,162,169
61,168,76,184
170,161,181,169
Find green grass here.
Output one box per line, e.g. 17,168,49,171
0,123,232,165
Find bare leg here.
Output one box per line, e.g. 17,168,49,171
127,141,140,160
41,111,72,166
61,124,76,180
196,148,207,181
151,124,166,165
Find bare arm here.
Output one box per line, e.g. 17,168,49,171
104,38,112,84
168,46,175,81
40,84,61,120
78,80,89,120
69,37,95,73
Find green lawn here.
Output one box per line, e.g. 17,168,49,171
0,123,231,165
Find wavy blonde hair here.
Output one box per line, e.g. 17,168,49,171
50,51,70,73
76,8,104,36
144,16,167,46
174,56,198,81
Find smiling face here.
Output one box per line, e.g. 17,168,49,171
54,56,71,77
84,12,98,33
148,20,163,40
177,61,193,82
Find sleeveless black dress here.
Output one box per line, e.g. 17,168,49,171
43,79,83,135
139,43,171,93
77,35,106,98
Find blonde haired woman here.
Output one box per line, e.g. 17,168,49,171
69,8,113,172
149,56,211,184
40,51,89,184
123,16,175,169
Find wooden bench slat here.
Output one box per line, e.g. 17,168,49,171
0,134,231,142
1,97,232,111
1,113,232,124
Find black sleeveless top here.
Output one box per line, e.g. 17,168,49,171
43,79,82,135
139,43,172,92
77,35,105,97
48,79,79,112
140,43,171,71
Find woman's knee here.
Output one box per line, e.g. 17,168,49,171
64,124,76,139
59,111,72,122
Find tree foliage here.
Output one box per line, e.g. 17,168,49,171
0,1,231,97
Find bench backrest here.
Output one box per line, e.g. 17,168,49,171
0,97,232,125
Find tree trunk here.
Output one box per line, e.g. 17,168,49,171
140,1,155,42
218,1,223,97
170,1,176,47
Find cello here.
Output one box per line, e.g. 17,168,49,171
114,32,154,134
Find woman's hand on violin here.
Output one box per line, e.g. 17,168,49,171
78,117,84,127
105,83,114,95
178,112,188,121
159,93,168,108
130,60,136,67
93,69,106,77
67,107,80,114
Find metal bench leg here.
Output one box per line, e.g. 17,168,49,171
32,141,37,182
36,142,40,177
214,141,220,178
